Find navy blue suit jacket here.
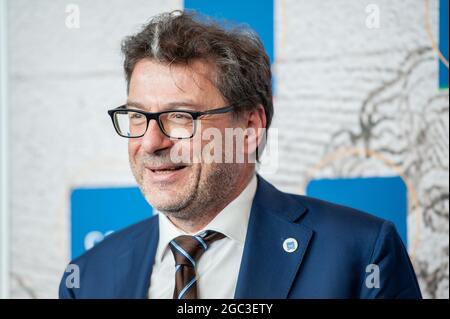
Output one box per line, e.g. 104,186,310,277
59,175,422,298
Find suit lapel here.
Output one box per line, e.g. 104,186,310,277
113,215,159,298
234,176,314,298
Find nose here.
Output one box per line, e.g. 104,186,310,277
140,119,173,154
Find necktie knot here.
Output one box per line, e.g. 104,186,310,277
169,230,225,299
169,230,225,267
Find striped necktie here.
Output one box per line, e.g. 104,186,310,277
169,230,225,299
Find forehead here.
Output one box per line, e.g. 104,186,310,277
128,58,225,110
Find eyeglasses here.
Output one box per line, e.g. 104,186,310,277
107,104,235,139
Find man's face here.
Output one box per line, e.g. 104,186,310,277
127,59,244,220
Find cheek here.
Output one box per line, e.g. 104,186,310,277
128,140,141,162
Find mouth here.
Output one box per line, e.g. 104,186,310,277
146,164,188,173
144,164,189,183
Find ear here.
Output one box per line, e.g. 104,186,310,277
243,104,267,160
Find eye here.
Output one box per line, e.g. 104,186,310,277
168,112,192,121
129,112,144,119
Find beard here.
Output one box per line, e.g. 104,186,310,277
129,150,241,224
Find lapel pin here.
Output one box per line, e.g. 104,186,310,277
283,238,298,253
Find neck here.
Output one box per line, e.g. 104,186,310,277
167,169,255,234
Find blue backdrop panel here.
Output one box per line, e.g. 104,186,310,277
71,187,152,259
439,0,449,89
184,0,276,92
184,0,274,64
306,176,408,246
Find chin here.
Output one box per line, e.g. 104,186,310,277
144,185,192,211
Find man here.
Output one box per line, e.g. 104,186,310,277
59,11,421,299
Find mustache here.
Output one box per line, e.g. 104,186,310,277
137,152,193,166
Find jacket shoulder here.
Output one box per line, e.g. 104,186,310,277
59,215,158,298
293,193,388,231
73,215,158,264
258,175,388,233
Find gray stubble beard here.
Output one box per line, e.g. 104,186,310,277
164,163,240,224
131,157,241,227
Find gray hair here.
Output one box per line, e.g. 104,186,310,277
121,10,273,131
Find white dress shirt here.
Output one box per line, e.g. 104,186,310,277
148,174,257,299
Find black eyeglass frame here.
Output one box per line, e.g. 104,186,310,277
107,104,235,139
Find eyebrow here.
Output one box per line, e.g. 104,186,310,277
125,100,202,111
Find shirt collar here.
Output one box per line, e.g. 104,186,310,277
155,174,257,262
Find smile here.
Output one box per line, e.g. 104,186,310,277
144,165,189,182
146,165,187,173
